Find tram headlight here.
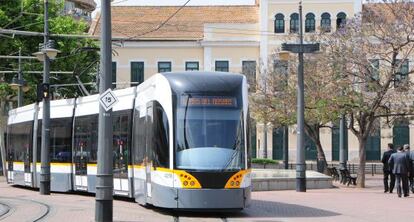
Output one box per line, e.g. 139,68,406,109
225,170,250,189
174,170,202,189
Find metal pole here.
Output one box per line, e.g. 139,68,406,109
17,48,23,107
95,0,113,221
283,125,289,169
40,0,51,195
339,114,347,170
296,1,306,192
263,123,268,159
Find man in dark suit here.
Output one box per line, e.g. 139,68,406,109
381,143,395,193
404,144,414,193
388,146,410,197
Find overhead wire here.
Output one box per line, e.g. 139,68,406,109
123,0,192,41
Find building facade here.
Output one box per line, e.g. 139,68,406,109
63,0,96,23
90,0,414,162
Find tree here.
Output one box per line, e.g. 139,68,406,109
0,0,99,103
0,0,99,174
250,52,344,173
318,0,414,187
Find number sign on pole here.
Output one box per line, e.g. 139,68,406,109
99,88,119,111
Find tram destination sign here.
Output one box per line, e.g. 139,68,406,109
180,96,237,108
99,88,119,111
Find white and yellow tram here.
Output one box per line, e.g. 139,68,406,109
5,72,251,210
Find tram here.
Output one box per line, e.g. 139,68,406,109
5,72,251,210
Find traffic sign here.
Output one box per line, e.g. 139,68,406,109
99,88,119,111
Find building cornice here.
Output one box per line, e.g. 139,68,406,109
118,40,260,48
200,40,260,47
268,0,355,3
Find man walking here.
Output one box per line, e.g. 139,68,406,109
388,146,410,197
404,144,414,193
381,143,395,193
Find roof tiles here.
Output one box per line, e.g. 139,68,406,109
90,6,259,40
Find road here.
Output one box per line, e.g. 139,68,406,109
0,176,412,222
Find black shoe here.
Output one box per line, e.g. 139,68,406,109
404,194,409,197
398,195,402,198
384,190,388,193
390,191,393,193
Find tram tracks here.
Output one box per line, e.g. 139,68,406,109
0,196,51,222
171,214,229,222
0,202,11,219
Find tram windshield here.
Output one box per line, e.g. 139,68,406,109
176,95,245,171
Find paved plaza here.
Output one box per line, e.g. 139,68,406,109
0,176,413,222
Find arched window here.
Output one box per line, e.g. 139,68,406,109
321,12,331,32
290,13,299,33
274,13,285,33
305,13,315,33
336,12,347,29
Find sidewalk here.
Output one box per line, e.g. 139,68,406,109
0,175,413,222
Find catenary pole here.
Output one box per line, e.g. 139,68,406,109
339,114,347,170
40,0,51,195
95,0,113,221
17,48,23,107
281,2,318,191
283,125,289,169
296,1,306,192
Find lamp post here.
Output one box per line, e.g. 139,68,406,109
95,0,113,221
9,48,30,107
33,0,59,195
282,1,319,192
339,114,347,170
278,51,290,169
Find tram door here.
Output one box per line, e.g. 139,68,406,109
23,143,32,186
7,150,13,183
74,115,98,191
74,141,88,190
113,112,131,195
145,104,154,199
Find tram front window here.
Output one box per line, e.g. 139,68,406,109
176,95,245,171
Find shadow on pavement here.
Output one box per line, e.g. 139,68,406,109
151,199,340,219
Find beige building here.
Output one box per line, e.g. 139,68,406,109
90,0,414,163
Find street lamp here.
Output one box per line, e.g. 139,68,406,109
10,75,29,107
35,0,60,195
33,40,60,61
9,48,31,107
281,1,320,192
10,76,30,92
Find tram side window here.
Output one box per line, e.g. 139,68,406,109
151,102,169,168
112,111,132,166
50,118,72,163
74,115,99,163
7,122,33,162
133,110,146,165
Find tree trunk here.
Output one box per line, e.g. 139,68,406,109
304,123,328,174
357,138,367,188
315,140,328,174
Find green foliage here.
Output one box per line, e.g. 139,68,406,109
251,158,278,164
0,83,14,99
0,0,99,105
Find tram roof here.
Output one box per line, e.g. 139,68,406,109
160,71,245,94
